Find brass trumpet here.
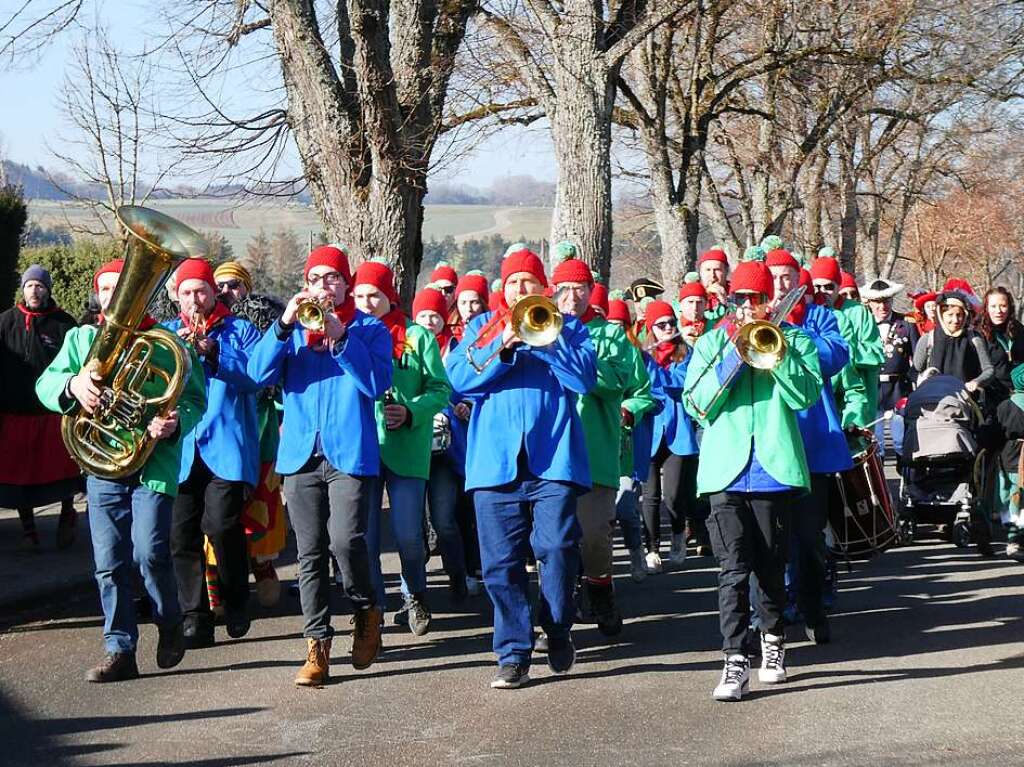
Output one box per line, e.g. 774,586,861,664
296,296,335,332
468,292,564,373
184,307,206,346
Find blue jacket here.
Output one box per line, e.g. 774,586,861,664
445,312,597,491
629,351,663,481
247,312,392,476
790,303,853,474
649,355,698,457
165,314,261,486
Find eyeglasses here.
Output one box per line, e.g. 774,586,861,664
653,319,678,330
437,285,455,295
217,279,243,291
308,271,343,287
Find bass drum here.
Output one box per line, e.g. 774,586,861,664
828,438,897,558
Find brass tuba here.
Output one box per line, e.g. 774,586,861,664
61,206,208,479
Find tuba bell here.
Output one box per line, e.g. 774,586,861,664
61,205,207,479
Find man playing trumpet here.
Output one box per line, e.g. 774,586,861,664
446,248,597,690
683,258,822,702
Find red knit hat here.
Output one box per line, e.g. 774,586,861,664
501,248,548,288
430,261,458,284
765,248,799,270
354,261,399,304
914,291,937,311
93,259,125,292
840,271,858,291
304,245,353,284
644,300,677,334
799,269,813,290
551,258,594,285
413,287,448,318
607,299,631,324
698,248,729,267
456,271,489,299
729,261,774,300
809,256,842,285
678,274,707,301
590,283,609,315
175,258,216,293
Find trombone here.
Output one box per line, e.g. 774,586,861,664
467,289,565,373
683,285,806,420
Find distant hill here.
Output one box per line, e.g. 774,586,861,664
1,160,79,200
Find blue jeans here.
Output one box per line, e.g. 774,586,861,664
875,410,905,457
426,454,467,579
475,477,581,666
367,467,428,607
615,477,644,552
86,475,182,654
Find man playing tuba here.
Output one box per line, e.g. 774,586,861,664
35,259,207,683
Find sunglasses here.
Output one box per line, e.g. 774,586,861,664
732,293,762,306
813,283,835,293
652,319,678,330
437,285,455,295
217,279,243,291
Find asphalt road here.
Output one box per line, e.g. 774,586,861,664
1,522,1022,767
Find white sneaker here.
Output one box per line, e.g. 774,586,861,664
1006,541,1022,561
628,548,648,582
466,576,483,596
759,632,787,683
668,533,687,565
713,654,750,701
645,550,663,574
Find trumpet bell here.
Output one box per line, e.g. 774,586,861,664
296,300,326,332
511,294,563,347
736,320,786,370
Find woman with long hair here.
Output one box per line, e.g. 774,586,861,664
977,287,1024,406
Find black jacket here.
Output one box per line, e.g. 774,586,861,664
0,302,77,414
996,396,1024,473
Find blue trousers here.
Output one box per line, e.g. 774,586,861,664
367,466,428,608
425,454,468,579
615,477,644,552
86,475,182,654
475,477,581,666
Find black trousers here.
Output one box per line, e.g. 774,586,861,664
791,474,830,628
283,455,375,640
171,453,250,618
642,441,698,549
707,491,791,655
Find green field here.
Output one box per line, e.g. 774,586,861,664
27,199,553,255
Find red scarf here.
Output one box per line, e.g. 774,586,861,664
16,302,58,330
305,296,357,350
785,300,807,327
435,327,455,358
381,308,410,360
179,301,233,337
653,339,681,368
579,306,597,325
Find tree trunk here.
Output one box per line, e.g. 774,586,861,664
837,129,859,274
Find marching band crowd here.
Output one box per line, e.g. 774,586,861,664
3,234,1023,703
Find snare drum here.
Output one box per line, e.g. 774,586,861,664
829,438,897,557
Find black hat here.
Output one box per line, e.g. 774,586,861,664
625,277,665,302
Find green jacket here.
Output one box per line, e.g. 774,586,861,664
834,302,884,425
684,326,822,495
579,317,656,488
376,322,451,480
35,325,207,497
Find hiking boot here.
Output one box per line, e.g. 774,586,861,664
546,635,576,675
805,618,831,645
712,654,750,701
156,621,186,669
490,664,530,689
86,652,139,683
587,581,622,637
252,561,281,608
534,632,549,654
294,638,331,687
405,594,432,636
224,608,251,639
628,548,648,583
668,533,687,565
759,632,787,683
182,615,215,649
351,606,383,670
645,550,663,574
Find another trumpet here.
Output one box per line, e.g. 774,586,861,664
296,296,335,332
184,308,206,346
468,292,564,373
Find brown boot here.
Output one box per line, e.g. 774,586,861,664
294,638,331,687
351,605,383,670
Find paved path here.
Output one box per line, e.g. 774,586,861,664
1,521,1022,766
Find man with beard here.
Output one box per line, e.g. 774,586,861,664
0,265,82,550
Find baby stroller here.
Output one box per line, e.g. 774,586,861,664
897,374,983,547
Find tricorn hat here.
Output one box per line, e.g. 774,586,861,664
625,276,665,302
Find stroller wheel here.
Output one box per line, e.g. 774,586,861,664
952,521,972,548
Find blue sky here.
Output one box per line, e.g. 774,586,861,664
0,1,557,187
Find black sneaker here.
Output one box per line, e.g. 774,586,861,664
546,635,575,675
406,595,432,636
587,581,623,637
183,615,215,649
490,663,530,689
156,621,186,669
805,618,831,645
86,652,139,683
225,608,251,639
534,632,549,654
